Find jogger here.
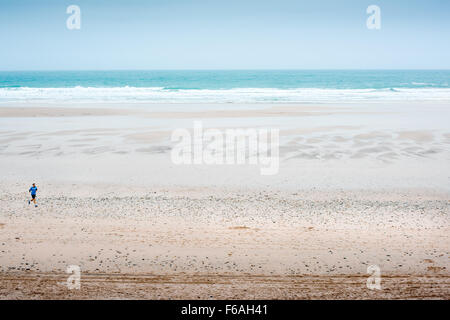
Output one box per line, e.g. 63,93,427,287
29,183,38,207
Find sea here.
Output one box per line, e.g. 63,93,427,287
0,70,449,103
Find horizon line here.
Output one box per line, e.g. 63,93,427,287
1,68,450,72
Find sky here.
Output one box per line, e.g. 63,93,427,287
0,0,449,70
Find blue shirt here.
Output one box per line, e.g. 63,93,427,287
29,186,37,195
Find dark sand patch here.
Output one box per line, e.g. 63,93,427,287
0,272,448,299
397,131,434,143
229,226,251,230
354,132,391,140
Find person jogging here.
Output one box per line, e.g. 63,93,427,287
28,183,38,207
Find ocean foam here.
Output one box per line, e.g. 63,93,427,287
1,87,450,103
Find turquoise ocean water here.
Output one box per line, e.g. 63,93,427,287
0,70,449,103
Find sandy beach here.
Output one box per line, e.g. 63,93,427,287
0,101,449,299
2,0,450,305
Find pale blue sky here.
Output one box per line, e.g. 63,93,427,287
0,0,449,70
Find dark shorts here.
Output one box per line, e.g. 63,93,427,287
31,194,36,199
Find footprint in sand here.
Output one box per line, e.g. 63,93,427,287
427,266,446,273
